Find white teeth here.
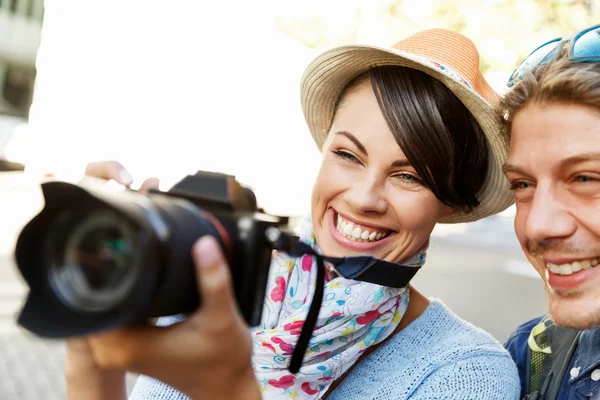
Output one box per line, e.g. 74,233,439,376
547,258,600,275
334,213,390,243
343,223,353,235
582,260,591,270
559,265,571,275
548,264,560,274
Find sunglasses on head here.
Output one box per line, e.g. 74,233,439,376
507,23,600,88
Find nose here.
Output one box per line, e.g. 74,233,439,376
525,184,576,243
345,173,388,215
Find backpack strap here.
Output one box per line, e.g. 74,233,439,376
523,318,581,400
543,326,581,400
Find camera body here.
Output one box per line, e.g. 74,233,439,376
15,171,287,338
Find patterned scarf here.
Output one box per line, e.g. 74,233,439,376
250,216,427,399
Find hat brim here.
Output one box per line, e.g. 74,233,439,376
300,45,513,224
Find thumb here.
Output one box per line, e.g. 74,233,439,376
192,236,236,316
138,177,160,194
85,161,133,186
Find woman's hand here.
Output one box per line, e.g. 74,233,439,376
65,337,128,400
87,236,261,400
65,160,159,400
84,160,160,193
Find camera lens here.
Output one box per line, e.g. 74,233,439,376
47,210,141,313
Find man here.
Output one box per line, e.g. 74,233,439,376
502,24,600,399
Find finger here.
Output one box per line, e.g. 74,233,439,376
138,177,160,194
65,336,92,352
88,324,212,373
87,326,167,370
192,236,237,317
84,161,133,185
64,337,101,371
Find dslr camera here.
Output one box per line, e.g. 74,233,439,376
15,171,292,338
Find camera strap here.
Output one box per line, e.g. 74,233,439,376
288,253,326,374
278,236,421,374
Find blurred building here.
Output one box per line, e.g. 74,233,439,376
0,0,43,117
0,0,43,170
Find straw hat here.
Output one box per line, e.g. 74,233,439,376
300,28,513,223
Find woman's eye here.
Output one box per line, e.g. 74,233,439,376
393,173,423,185
332,150,359,163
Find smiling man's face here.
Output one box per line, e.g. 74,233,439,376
505,102,600,329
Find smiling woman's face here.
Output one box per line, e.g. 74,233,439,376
311,80,452,263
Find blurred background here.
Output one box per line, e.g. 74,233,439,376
0,0,597,398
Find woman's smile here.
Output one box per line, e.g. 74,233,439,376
328,208,397,253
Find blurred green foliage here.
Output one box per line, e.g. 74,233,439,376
274,0,598,75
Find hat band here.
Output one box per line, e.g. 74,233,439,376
410,54,475,90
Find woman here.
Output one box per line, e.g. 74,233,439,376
66,28,520,399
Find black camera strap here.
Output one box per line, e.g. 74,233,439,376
289,255,326,374
275,235,421,374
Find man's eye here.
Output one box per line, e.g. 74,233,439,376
509,181,531,190
576,175,595,183
332,150,359,163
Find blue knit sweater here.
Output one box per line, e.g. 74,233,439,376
129,300,520,399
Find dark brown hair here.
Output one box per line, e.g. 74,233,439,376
336,66,489,212
502,42,600,139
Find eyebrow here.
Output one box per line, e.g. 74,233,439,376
502,164,528,176
558,152,600,169
503,152,600,176
335,131,368,156
334,130,414,168
502,164,539,183
391,160,412,167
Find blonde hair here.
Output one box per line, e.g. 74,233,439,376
502,42,600,139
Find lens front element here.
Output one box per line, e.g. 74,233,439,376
48,210,140,313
